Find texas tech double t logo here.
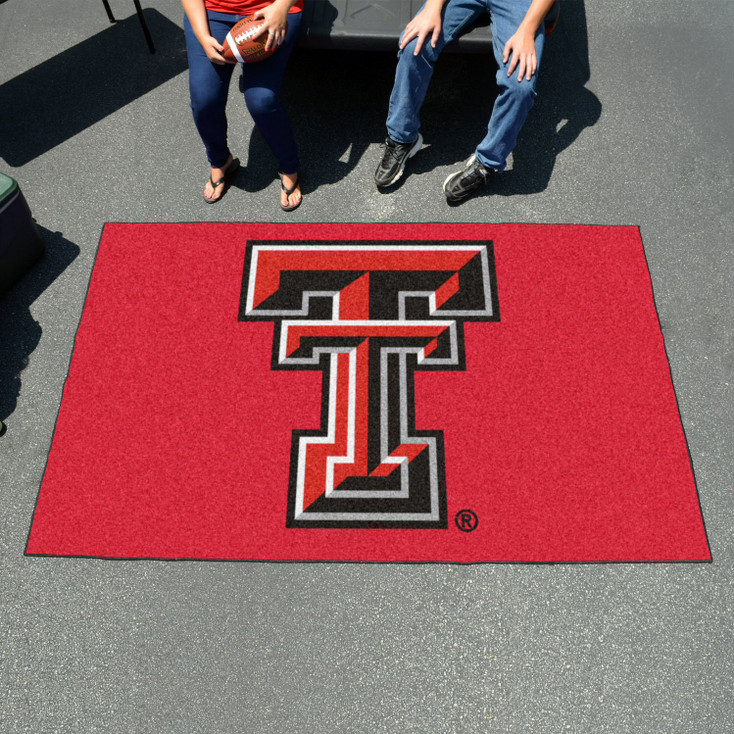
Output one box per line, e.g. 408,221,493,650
240,241,499,528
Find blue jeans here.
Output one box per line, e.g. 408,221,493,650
184,10,302,173
386,0,546,171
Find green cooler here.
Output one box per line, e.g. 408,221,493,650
0,172,44,296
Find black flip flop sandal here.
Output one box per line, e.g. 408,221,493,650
204,157,240,204
278,170,302,212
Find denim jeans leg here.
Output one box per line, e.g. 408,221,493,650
184,13,238,168
240,12,302,174
474,0,545,171
386,0,487,144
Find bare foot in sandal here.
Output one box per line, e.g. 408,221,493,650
204,155,239,203
279,171,302,211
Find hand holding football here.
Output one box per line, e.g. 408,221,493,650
222,16,287,64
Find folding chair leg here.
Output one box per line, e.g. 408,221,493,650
101,1,155,54
102,0,115,23
133,0,156,54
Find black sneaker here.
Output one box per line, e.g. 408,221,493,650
374,133,423,188
443,155,493,202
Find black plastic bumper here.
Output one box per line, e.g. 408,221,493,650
299,0,493,52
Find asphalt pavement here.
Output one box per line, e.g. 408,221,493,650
1,1,732,732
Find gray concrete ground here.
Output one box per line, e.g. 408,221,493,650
1,0,732,731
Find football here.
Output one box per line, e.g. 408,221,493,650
222,16,286,64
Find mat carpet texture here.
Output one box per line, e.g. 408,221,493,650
26,223,710,562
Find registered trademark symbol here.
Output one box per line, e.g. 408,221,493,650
455,509,478,532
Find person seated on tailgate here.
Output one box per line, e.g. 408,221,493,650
182,0,303,210
374,0,558,203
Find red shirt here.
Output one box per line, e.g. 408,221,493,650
206,0,304,14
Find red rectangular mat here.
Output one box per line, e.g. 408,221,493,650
26,223,711,562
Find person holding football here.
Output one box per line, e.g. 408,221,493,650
182,0,303,210
374,0,558,203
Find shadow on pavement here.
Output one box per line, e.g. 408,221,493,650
243,45,403,193
0,227,80,429
0,10,187,167
243,0,600,196
494,0,601,196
